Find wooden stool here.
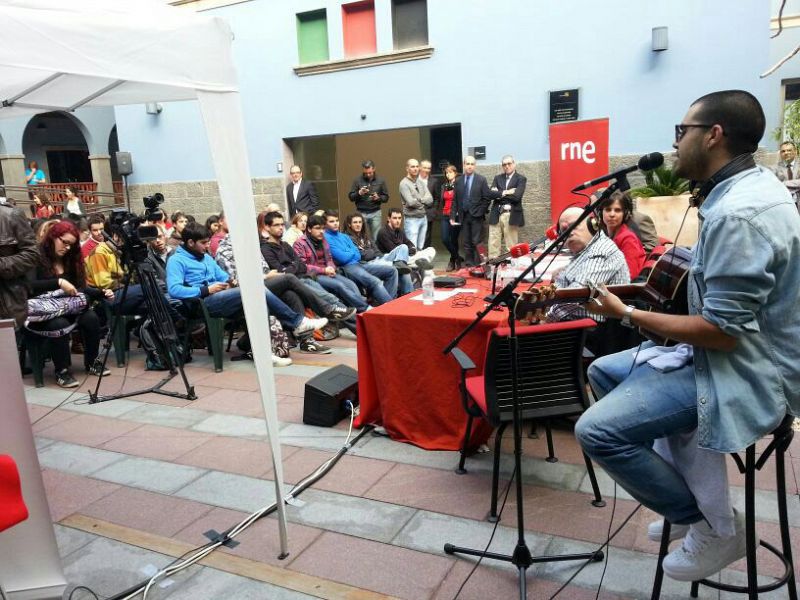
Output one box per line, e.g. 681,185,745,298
651,414,797,600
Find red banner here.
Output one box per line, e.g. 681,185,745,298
549,118,609,220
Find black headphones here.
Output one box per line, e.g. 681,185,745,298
555,202,600,236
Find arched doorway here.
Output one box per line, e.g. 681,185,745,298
22,112,91,183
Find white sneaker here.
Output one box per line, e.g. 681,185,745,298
272,354,292,367
292,316,328,337
662,511,749,582
647,520,690,542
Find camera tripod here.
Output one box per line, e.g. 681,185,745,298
88,252,196,404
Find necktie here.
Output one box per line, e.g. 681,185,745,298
505,175,511,190
466,175,472,198
788,164,794,180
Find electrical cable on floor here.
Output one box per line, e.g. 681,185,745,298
452,465,516,599
30,371,91,426
105,404,369,600
68,584,102,599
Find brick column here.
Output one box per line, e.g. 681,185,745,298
0,154,27,195
89,154,114,208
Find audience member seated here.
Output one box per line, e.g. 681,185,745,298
29,191,55,220
546,206,637,357
27,221,110,387
205,214,221,237
208,211,227,257
215,228,352,354
167,211,188,249
166,223,328,365
323,210,397,304
84,217,149,316
375,207,436,271
343,212,414,295
293,214,371,313
282,211,307,248
81,214,105,259
600,190,646,279
61,187,85,221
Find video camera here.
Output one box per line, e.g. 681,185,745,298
108,192,165,263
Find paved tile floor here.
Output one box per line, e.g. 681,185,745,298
21,322,800,600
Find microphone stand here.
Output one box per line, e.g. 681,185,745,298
442,182,622,600
483,235,549,297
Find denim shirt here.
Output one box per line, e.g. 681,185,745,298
691,166,800,451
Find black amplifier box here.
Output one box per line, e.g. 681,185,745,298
303,364,359,427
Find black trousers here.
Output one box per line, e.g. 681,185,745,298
27,309,102,372
264,274,331,317
461,215,485,266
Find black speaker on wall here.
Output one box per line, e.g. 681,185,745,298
116,151,133,176
303,365,359,427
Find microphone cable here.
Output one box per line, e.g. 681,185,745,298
106,406,370,600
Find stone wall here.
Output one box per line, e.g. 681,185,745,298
128,149,780,240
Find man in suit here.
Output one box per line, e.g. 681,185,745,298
286,165,320,217
487,155,527,258
773,141,800,207
419,159,439,249
450,155,491,267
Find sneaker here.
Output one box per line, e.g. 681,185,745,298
326,305,356,321
299,338,332,354
647,520,690,542
662,511,749,582
292,316,328,337
272,354,292,367
86,363,112,377
56,369,79,388
413,257,433,271
393,260,412,275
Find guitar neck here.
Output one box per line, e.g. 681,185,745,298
551,284,645,304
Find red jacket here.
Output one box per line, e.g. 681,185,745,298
611,223,645,279
292,234,335,277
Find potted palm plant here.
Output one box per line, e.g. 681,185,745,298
629,166,697,245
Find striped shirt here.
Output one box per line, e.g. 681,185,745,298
547,232,630,322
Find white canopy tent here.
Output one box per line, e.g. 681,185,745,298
0,0,289,556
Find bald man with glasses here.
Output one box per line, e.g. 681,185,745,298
450,155,491,267
488,155,527,258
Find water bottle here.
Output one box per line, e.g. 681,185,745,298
422,271,435,305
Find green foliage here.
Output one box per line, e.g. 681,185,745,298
772,99,800,143
629,166,690,198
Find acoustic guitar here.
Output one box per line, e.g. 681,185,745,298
515,246,691,345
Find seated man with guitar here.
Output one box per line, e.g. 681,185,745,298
544,205,633,355
575,90,800,582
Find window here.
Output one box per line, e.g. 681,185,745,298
392,0,428,50
296,9,329,65
342,1,377,58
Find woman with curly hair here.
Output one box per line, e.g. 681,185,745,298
28,220,111,387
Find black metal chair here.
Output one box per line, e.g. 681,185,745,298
452,318,605,521
651,414,797,600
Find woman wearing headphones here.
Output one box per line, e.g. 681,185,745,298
601,190,645,279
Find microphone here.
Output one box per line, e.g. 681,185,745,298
509,242,531,258
570,152,664,193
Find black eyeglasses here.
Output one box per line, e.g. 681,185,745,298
675,123,715,143
502,162,514,166
58,237,75,248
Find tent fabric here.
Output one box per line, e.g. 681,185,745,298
0,0,289,554
0,0,237,117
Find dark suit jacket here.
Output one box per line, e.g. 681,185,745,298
450,173,491,222
488,172,527,227
422,176,440,221
286,180,320,216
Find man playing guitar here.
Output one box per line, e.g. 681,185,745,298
575,90,800,582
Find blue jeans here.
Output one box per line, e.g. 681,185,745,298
382,245,409,263
373,246,411,294
404,216,427,250
575,349,704,525
362,210,383,242
341,263,395,304
316,274,369,312
113,284,146,315
202,287,302,330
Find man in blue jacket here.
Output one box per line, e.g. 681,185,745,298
322,210,397,305
166,222,327,338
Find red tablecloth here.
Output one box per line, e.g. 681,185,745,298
354,279,509,450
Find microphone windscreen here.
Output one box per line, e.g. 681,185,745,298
545,224,558,240
638,152,664,171
509,243,531,258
